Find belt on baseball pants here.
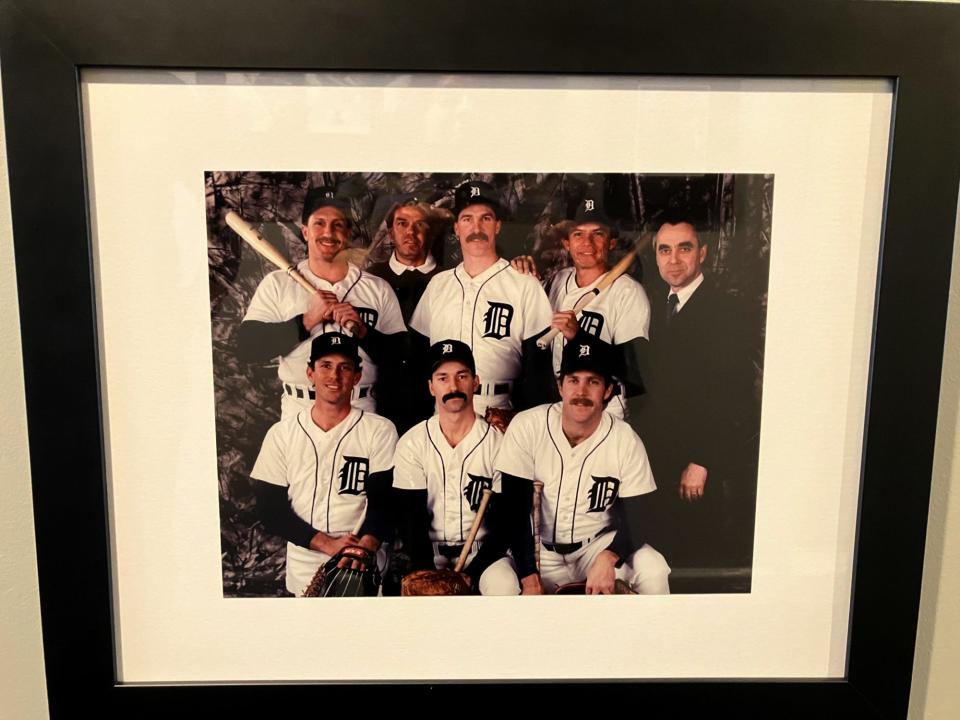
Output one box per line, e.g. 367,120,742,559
283,383,372,401
542,527,612,555
478,381,512,396
434,540,483,560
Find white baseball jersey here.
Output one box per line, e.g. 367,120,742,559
393,414,502,544
251,407,398,594
546,267,651,375
495,403,656,545
243,260,405,388
409,258,553,385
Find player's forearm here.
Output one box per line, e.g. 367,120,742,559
501,473,538,578
252,479,317,548
235,318,309,363
614,336,647,398
358,470,395,543
393,487,434,570
464,498,508,585
606,494,651,560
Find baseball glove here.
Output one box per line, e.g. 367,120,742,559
303,545,381,597
400,568,472,596
484,407,516,432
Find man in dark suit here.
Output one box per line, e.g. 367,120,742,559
635,218,757,572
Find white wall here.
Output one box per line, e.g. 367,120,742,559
0,74,957,719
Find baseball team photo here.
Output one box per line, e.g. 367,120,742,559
206,171,772,599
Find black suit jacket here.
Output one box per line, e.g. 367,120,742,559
635,277,756,489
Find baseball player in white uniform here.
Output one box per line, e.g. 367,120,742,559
250,332,398,596
392,340,519,594
545,197,651,418
495,335,670,595
409,180,555,418
237,187,407,418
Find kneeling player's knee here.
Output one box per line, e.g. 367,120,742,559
629,545,671,584
479,559,520,596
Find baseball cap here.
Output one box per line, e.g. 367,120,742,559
559,335,615,382
569,196,616,230
427,339,476,376
309,332,362,368
301,186,351,224
453,180,501,219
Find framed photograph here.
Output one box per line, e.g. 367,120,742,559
2,1,958,716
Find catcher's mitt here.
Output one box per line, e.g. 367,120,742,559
554,580,637,595
303,546,381,597
401,569,472,596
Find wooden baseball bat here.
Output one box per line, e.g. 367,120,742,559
453,489,493,573
225,210,359,334
532,480,544,572
536,244,640,349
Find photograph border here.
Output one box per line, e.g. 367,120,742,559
2,1,959,716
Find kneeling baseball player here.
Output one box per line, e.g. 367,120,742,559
392,339,520,595
495,336,670,595
250,332,398,596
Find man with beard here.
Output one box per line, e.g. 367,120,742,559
250,333,398,596
391,340,519,594
409,180,555,419
495,336,670,595
237,187,407,418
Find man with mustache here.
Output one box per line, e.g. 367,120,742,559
495,336,670,595
391,340,519,594
543,196,651,419
237,187,407,419
250,332,398,596
409,180,555,419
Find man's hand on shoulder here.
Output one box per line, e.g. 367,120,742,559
510,255,541,280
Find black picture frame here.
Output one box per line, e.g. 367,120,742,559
2,1,958,716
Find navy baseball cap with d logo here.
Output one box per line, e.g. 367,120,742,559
309,332,362,368
453,180,502,219
559,334,615,382
427,339,476,376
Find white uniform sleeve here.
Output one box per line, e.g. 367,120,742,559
242,272,288,323
521,275,555,341
250,422,288,488
494,412,536,480
408,277,434,337
371,277,407,335
617,424,657,498
368,417,399,475
392,427,428,490
612,277,652,342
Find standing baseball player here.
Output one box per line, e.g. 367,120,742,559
250,332,398,596
236,187,406,418
496,336,670,595
544,198,651,418
409,180,555,418
392,340,519,594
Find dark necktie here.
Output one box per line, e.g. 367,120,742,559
666,293,679,324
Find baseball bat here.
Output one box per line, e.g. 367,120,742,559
453,489,493,573
225,210,360,334
536,244,640,349
532,480,544,572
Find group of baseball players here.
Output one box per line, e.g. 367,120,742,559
239,178,755,597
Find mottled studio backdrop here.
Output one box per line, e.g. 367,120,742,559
206,172,773,597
